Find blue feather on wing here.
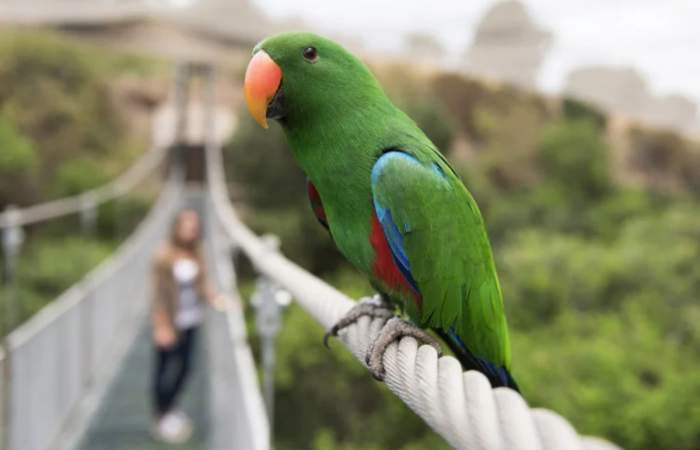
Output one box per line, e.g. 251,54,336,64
371,151,423,293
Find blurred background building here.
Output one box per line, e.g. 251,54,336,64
464,0,551,90
565,66,698,134
1,0,697,136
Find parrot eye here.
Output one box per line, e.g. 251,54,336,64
302,46,319,63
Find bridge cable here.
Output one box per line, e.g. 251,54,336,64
0,142,170,229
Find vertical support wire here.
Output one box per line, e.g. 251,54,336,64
173,63,191,183
250,275,291,443
250,235,291,443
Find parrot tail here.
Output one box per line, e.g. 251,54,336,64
437,329,520,393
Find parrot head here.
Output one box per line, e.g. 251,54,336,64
244,32,386,129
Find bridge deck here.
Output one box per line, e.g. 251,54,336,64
74,325,210,450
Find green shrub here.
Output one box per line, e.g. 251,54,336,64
403,99,455,151
0,116,36,173
224,111,346,274
96,195,152,240
224,112,304,210
17,237,112,297
513,305,699,450
0,236,114,331
562,98,607,129
0,29,153,204
53,158,111,196
538,118,612,201
626,127,700,195
0,115,37,205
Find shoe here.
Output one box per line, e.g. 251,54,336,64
171,409,192,428
152,410,193,444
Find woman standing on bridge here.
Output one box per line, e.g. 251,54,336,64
151,208,229,444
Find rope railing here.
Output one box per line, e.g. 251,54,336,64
0,142,169,229
202,87,622,450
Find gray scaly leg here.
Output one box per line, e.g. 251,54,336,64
323,294,394,348
366,317,442,381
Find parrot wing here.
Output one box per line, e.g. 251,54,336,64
371,150,511,369
307,179,329,230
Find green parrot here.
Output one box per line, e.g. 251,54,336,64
244,32,518,390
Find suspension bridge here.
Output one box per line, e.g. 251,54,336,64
0,63,621,450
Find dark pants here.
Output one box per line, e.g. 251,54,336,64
153,327,197,416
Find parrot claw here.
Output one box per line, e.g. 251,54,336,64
323,294,394,349
366,317,443,381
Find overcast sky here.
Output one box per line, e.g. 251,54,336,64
252,0,699,104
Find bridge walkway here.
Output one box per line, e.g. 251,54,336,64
74,324,209,450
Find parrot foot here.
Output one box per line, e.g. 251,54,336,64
366,317,442,381
323,294,395,348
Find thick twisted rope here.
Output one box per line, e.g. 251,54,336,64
203,113,622,449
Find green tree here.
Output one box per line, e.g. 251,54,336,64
0,115,36,205
0,116,35,172
538,118,612,201
53,158,110,197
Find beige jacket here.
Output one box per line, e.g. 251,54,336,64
151,243,209,332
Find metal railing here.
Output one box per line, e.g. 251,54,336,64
2,178,181,450
1,178,273,450
201,190,270,450
0,348,5,450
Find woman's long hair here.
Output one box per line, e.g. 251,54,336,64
167,209,205,264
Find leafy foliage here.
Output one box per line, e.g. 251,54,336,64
0,116,36,173
0,237,113,331
538,118,612,201
626,127,700,195
0,29,159,207
0,29,161,333
0,116,37,204
54,158,111,197
561,97,607,129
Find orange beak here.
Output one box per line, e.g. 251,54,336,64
244,50,282,129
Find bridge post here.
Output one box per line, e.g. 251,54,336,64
79,193,98,236
0,346,6,450
2,206,24,335
1,205,23,450
251,235,292,439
